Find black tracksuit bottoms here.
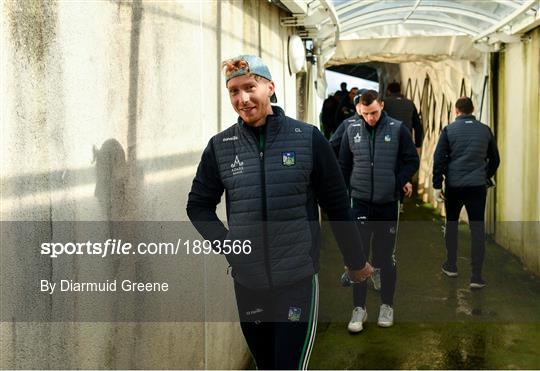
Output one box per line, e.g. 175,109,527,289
351,199,399,307
233,275,318,370
444,186,487,278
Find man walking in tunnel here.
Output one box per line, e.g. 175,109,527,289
329,89,367,157
383,82,423,154
340,90,419,331
433,97,500,289
335,86,359,126
320,90,344,138
383,82,424,213
187,55,373,370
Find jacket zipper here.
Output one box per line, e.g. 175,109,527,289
258,130,273,289
368,124,375,203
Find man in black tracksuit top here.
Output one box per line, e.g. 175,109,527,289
383,82,424,212
329,89,367,157
340,90,419,332
330,113,361,157
186,55,373,370
383,82,423,152
433,97,500,289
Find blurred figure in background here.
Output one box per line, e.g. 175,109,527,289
329,89,366,157
384,82,424,212
335,86,359,128
384,82,423,153
320,90,344,138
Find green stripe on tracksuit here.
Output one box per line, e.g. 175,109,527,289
233,274,319,370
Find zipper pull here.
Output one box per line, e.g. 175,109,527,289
260,152,264,160
371,162,374,167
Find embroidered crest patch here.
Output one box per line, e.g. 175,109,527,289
384,134,391,142
282,151,296,166
288,307,301,322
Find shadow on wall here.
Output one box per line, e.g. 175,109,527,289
93,139,128,220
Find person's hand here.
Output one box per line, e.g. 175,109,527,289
434,189,445,202
346,262,374,283
402,182,413,198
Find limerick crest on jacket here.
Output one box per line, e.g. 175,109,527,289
282,151,296,166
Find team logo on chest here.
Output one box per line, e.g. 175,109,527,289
354,132,361,143
282,151,296,166
231,155,244,175
288,307,301,321
384,134,391,142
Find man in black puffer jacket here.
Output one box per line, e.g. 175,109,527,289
187,55,373,370
433,96,500,289
329,89,367,157
340,90,419,332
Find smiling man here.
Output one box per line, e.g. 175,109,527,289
186,55,373,370
340,90,419,332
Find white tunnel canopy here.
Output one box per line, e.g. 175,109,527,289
328,0,539,63
281,0,539,63
333,0,538,41
279,0,539,102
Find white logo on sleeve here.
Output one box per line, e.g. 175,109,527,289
231,155,244,175
354,133,361,143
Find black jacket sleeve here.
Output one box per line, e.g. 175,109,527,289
338,128,353,188
412,107,424,147
311,128,366,270
486,128,500,179
186,139,229,243
396,125,420,188
432,127,450,189
329,118,347,157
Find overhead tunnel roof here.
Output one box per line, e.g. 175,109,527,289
278,0,539,99
332,0,539,42
279,0,540,63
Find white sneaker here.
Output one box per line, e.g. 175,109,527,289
370,268,381,291
347,307,367,333
377,304,394,327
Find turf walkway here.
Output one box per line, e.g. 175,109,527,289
310,197,540,369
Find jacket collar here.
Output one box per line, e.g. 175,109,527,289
237,105,285,137
362,110,389,131
456,114,476,121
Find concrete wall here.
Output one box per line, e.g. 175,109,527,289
1,0,295,368
493,27,540,275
